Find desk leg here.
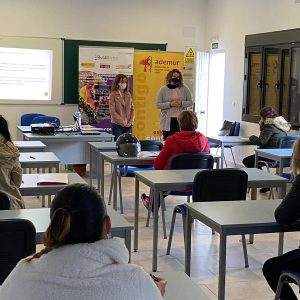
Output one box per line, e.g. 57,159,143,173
279,158,283,177
254,152,258,168
280,183,287,198
125,230,132,263
152,189,159,272
89,146,93,186
134,178,140,252
185,209,192,276
100,155,105,199
278,232,284,255
113,164,118,210
249,188,257,244
221,144,224,168
218,233,227,300
96,152,99,191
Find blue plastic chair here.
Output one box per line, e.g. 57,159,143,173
275,271,300,299
31,115,61,127
20,113,45,126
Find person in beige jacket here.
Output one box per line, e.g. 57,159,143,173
109,74,134,141
0,115,24,209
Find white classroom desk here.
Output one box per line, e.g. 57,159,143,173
208,136,252,168
100,152,222,211
20,172,86,196
14,141,46,152
133,168,288,272
254,148,293,176
184,200,300,300
19,152,60,173
22,132,114,164
159,271,211,300
0,206,133,260
88,141,116,188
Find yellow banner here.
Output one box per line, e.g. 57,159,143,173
133,51,184,140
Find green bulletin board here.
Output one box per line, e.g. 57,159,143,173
63,39,167,104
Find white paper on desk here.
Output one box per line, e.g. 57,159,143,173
138,151,159,157
37,173,68,185
81,125,99,131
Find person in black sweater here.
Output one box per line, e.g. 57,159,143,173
263,138,300,300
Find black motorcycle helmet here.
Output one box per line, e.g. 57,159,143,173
116,133,141,157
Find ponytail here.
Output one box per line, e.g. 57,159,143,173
26,208,71,262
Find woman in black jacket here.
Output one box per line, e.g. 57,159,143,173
263,138,300,300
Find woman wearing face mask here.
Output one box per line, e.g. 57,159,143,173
109,74,134,141
156,69,194,141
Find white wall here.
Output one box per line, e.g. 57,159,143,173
205,0,300,164
0,0,208,139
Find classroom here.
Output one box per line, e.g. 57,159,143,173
1,0,300,299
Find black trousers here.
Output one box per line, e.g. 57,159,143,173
162,117,180,141
263,249,300,300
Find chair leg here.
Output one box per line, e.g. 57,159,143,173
241,234,249,268
118,172,123,214
275,274,286,300
166,208,177,255
187,195,191,203
146,190,153,227
160,193,167,239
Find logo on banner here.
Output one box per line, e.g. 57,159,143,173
140,56,153,73
99,64,110,69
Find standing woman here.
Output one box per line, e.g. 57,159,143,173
156,69,193,141
0,115,24,209
109,74,134,141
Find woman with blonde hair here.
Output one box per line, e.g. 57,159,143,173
263,138,300,300
0,184,166,300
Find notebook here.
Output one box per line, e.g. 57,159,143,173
37,173,69,185
138,151,160,157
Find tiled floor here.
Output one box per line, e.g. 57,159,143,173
26,165,299,300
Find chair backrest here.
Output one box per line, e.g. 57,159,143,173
140,140,163,151
20,113,45,126
0,191,10,210
193,169,248,202
0,219,36,283
276,135,297,149
31,116,61,127
232,122,240,136
169,153,214,170
218,120,239,136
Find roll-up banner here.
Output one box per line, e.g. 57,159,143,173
133,51,184,140
78,46,134,132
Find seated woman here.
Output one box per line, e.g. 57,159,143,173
262,138,300,300
141,110,210,208
0,184,166,300
243,106,290,192
0,115,24,209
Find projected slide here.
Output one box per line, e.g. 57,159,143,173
0,47,52,100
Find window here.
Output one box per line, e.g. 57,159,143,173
243,29,300,128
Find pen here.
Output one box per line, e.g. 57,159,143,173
149,274,160,282
30,156,36,159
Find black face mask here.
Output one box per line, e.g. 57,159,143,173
167,77,179,89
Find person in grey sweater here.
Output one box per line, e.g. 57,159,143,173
263,138,300,300
156,69,193,141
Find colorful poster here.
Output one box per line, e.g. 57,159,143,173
133,51,184,140
78,47,134,132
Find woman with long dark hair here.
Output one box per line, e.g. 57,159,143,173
0,115,24,208
109,74,134,141
0,184,166,299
